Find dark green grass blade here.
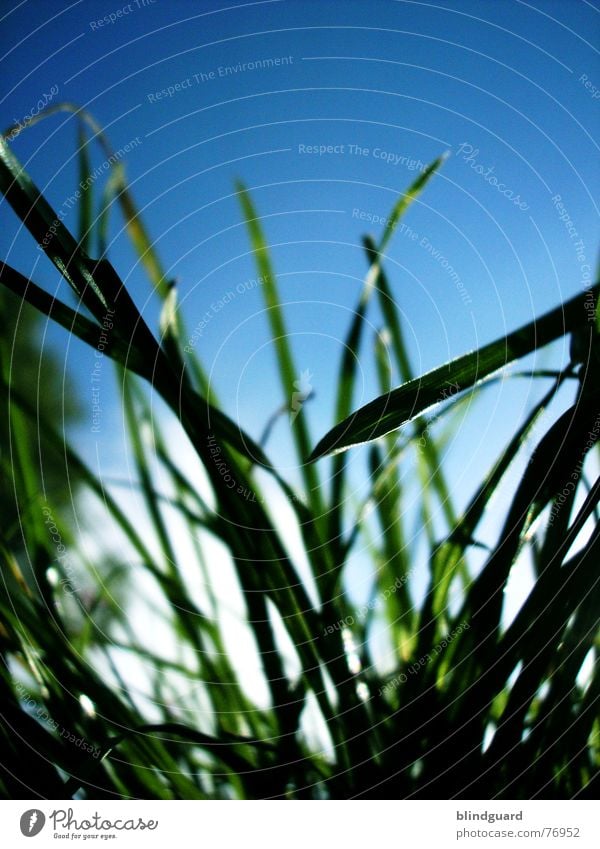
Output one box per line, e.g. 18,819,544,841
310,282,600,459
334,154,446,428
0,135,108,317
487,476,600,694
3,100,170,299
416,369,570,654
0,262,152,379
482,518,600,790
363,235,458,532
0,262,295,491
456,387,600,667
0,136,161,357
77,123,93,256
368,330,414,650
426,394,600,789
328,156,446,546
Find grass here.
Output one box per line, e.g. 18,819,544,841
0,104,598,799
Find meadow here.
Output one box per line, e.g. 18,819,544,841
0,104,598,799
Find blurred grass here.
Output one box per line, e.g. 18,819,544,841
0,106,598,799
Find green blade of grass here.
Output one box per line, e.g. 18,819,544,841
0,137,161,359
416,370,570,656
440,392,600,772
0,135,108,317
0,262,302,497
378,154,448,254
236,182,324,519
482,518,600,779
309,282,600,460
0,262,152,380
328,155,446,546
3,101,170,299
77,123,93,256
369,330,414,651
363,235,458,533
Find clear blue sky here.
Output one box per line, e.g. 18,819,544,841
1,0,598,536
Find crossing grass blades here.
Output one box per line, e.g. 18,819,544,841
0,105,598,799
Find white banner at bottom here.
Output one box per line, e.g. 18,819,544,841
0,799,597,848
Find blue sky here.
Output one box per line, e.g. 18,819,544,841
1,0,598,570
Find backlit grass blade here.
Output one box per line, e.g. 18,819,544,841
0,263,287,485
122,371,179,574
309,282,600,459
125,377,299,739
442,391,600,757
236,182,323,518
416,370,570,651
0,137,162,363
491,477,600,684
482,521,600,782
370,330,413,651
378,154,448,255
0,135,108,318
363,235,457,531
3,101,170,298
328,156,446,545
77,123,93,255
0,262,152,380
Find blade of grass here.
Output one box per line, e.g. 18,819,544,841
0,262,152,380
76,123,93,256
236,182,324,519
328,155,446,547
363,235,458,534
309,282,600,459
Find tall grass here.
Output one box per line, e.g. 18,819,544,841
0,106,598,799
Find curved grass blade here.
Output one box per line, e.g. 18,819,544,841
328,155,446,546
364,235,458,532
236,182,323,518
3,101,169,299
310,282,600,460
416,368,570,654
